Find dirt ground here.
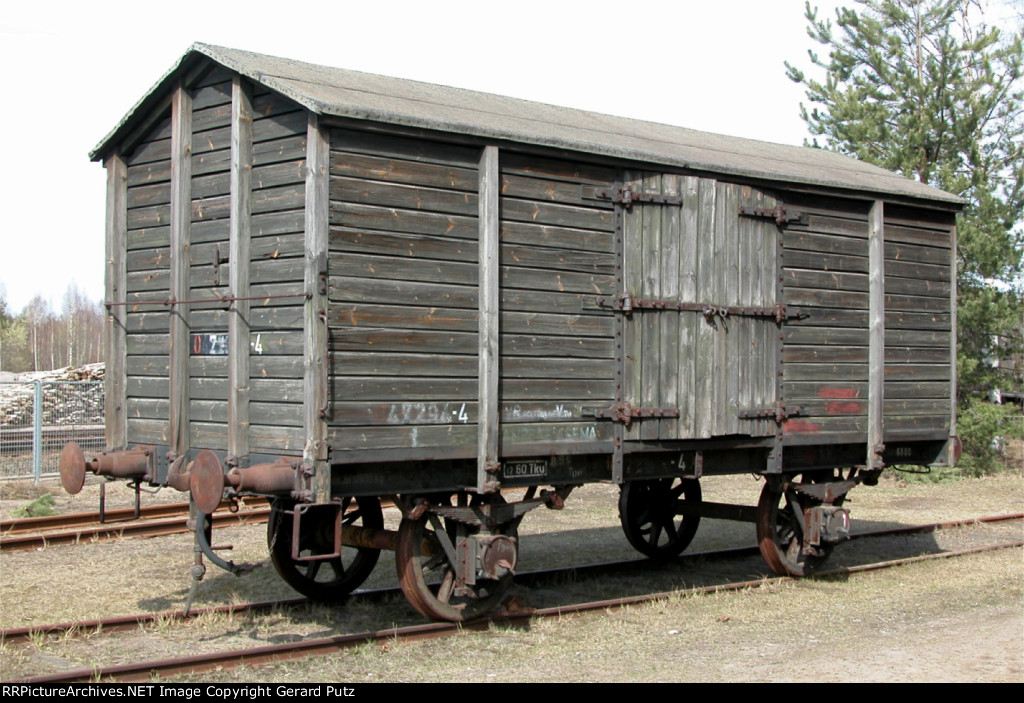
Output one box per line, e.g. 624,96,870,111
1,469,1022,682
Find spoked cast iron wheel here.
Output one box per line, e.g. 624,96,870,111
756,473,840,577
618,478,702,559
267,496,383,602
396,494,515,621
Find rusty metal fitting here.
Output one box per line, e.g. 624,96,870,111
165,455,190,492
60,442,154,495
225,458,297,494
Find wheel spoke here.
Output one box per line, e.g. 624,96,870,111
436,570,455,604
305,559,322,581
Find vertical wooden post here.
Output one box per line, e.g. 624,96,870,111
103,153,127,451
867,200,885,472
228,76,253,467
169,82,193,460
947,224,958,464
477,145,500,493
304,113,330,502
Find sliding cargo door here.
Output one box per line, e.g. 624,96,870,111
616,173,780,442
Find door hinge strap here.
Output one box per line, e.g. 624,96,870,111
589,402,679,428
738,402,802,423
598,292,806,324
738,204,806,226
596,186,682,208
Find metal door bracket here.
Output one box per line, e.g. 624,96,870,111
590,402,680,428
738,204,806,226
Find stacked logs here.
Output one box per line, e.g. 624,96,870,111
0,363,105,427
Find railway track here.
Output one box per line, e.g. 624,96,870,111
3,513,1020,682
0,500,270,552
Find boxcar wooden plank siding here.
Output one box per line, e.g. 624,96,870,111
94,46,964,486
881,209,955,436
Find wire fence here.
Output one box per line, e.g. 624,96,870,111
0,381,105,482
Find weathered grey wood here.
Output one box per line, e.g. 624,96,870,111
228,75,254,465
621,171,642,441
694,178,717,439
105,154,128,451
948,225,958,459
639,172,662,441
305,112,330,501
169,82,193,460
677,176,699,437
659,175,680,437
331,126,481,168
127,418,170,445
478,145,500,492
867,200,885,471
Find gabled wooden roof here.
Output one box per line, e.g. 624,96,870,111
93,43,962,207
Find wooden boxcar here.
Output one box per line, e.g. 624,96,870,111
62,43,962,621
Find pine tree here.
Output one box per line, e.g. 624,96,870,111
786,0,1023,401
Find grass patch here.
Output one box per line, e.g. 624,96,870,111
11,493,58,518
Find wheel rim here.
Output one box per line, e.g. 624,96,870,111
756,474,834,577
619,478,702,559
395,493,515,621
267,496,383,602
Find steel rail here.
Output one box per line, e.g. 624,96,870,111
2,512,1019,645
8,537,1021,683
0,500,271,536
0,507,271,552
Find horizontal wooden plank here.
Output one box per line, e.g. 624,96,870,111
127,227,171,250
501,173,613,210
127,203,170,230
126,312,171,333
331,127,480,168
251,401,303,427
784,268,867,292
126,355,170,376
330,151,477,192
501,196,613,232
500,151,617,185
885,292,950,312
331,351,476,377
252,109,306,143
784,250,868,274
249,424,305,453
331,176,477,217
785,363,867,382
328,304,614,337
883,365,952,381
191,422,228,449
193,134,307,177
885,240,949,265
128,162,171,189
784,327,868,346
128,182,172,210
786,287,868,309
126,247,171,272
328,400,607,427
127,269,170,293
330,201,478,239
126,137,171,167
127,397,168,420
886,259,951,281
326,421,611,451
126,334,169,355
127,376,169,398
784,231,866,257
885,310,952,330
502,220,614,253
884,222,952,248
126,418,169,444
328,328,613,358
885,275,951,297
785,380,951,400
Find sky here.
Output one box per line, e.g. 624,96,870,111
1,0,1011,315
